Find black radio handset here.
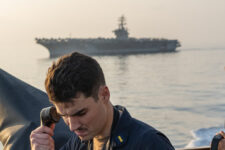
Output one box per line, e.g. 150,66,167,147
40,106,61,127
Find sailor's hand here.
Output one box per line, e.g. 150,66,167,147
217,131,225,150
30,124,55,150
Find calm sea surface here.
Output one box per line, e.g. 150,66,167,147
1,48,225,149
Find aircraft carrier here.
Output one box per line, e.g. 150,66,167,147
35,16,181,58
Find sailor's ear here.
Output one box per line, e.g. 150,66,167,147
99,86,110,103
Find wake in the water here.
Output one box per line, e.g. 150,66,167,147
186,126,224,148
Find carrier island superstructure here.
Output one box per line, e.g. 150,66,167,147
35,16,181,58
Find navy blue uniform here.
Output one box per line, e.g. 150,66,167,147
60,105,174,150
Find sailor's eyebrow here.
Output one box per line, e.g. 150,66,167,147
58,108,87,117
71,108,87,116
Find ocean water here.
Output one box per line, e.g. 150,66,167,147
1,48,225,149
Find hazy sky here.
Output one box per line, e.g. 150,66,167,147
1,0,225,56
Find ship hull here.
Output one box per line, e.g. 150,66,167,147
36,38,180,58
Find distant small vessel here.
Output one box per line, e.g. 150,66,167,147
35,16,181,58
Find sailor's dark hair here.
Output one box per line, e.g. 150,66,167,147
45,52,106,103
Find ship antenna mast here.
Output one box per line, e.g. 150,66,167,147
119,15,126,29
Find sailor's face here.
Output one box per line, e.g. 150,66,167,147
54,89,108,141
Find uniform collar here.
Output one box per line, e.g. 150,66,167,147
83,105,132,149
110,105,132,148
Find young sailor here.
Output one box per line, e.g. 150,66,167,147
30,52,175,150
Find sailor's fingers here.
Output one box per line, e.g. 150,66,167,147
30,133,55,150
31,135,55,145
31,133,49,140
32,126,54,136
30,126,55,150
31,133,53,144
